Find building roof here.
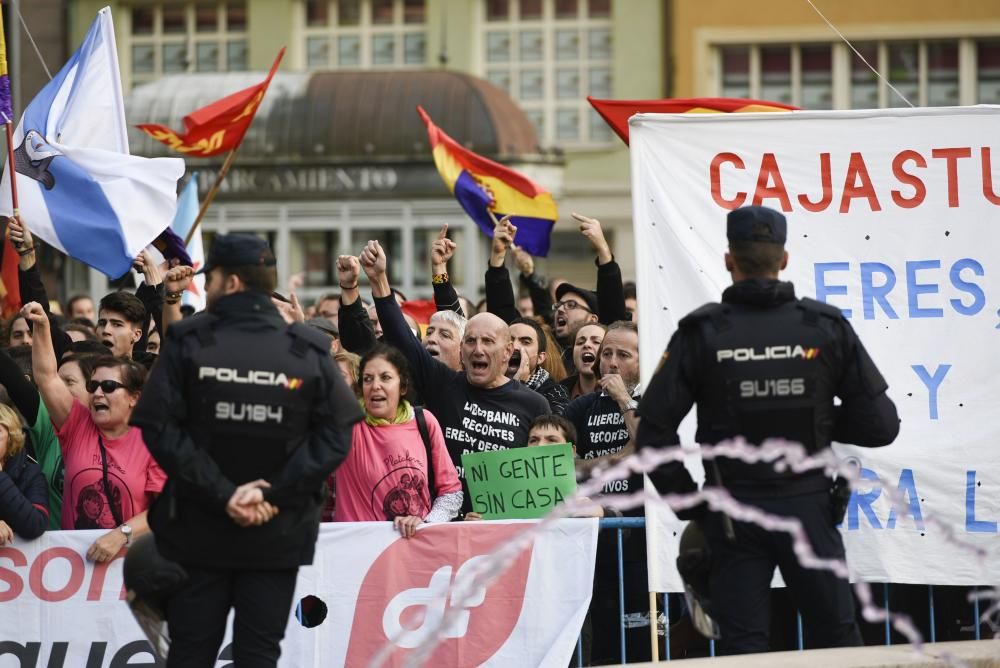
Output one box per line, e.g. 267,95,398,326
126,69,543,163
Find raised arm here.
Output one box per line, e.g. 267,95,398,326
513,245,554,325
573,212,627,324
430,224,464,316
336,254,378,355
161,265,195,334
485,215,520,324
22,302,74,428
360,240,453,395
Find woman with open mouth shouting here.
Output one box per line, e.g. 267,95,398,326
333,343,463,537
22,301,166,561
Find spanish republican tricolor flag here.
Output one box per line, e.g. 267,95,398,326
418,106,558,257
137,48,285,157
587,96,798,145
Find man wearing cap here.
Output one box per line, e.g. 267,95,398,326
636,205,899,654
131,233,363,667
305,317,341,353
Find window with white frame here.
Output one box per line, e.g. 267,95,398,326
125,2,248,89
481,0,613,147
715,38,1000,109
302,0,427,70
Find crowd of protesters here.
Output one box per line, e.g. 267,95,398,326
0,209,651,662
0,208,982,664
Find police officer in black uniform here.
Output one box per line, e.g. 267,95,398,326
131,234,363,667
636,205,899,655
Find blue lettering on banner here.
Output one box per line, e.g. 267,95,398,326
886,468,925,530
907,260,944,318
814,262,852,318
813,258,986,320
949,258,986,316
965,470,997,534
911,364,951,420
846,467,882,530
860,262,899,320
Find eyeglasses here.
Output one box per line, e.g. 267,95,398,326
86,379,127,394
552,300,592,313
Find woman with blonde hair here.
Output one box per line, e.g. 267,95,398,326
0,403,49,543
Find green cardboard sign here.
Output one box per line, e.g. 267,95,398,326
462,443,577,519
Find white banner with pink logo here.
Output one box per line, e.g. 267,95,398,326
630,106,1000,591
0,520,598,666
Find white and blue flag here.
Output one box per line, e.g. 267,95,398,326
0,7,184,278
170,174,206,312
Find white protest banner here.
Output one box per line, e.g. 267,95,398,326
0,519,597,666
631,106,1000,591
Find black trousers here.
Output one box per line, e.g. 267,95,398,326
165,566,299,668
703,490,862,655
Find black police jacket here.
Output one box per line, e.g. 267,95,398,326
131,291,363,569
637,278,899,499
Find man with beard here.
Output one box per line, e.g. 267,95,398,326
564,321,640,474
358,240,548,513
505,317,569,414
563,320,647,663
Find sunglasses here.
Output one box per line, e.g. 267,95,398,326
86,379,127,394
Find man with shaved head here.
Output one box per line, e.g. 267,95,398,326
359,241,549,513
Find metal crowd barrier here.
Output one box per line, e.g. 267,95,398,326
578,517,988,666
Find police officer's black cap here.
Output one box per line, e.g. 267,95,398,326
726,206,787,245
197,233,277,275
555,283,599,314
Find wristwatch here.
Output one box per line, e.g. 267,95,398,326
623,399,639,413
118,523,133,546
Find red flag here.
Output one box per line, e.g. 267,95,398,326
0,235,20,319
137,48,285,157
587,96,799,145
400,299,437,326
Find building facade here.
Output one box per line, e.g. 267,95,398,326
22,0,1000,304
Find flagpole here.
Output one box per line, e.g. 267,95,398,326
184,146,238,247
0,8,19,220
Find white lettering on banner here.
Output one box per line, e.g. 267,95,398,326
382,555,489,649
630,106,1000,590
1,522,598,666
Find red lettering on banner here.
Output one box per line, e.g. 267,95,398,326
840,152,881,213
345,524,533,666
751,153,792,211
980,147,1000,205
797,153,833,212
891,150,927,208
709,152,747,209
87,551,126,601
29,547,85,603
0,547,27,602
709,146,1000,215
931,147,972,207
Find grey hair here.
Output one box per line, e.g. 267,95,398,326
430,309,467,340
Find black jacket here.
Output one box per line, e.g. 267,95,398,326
637,278,899,502
0,450,49,539
132,291,363,569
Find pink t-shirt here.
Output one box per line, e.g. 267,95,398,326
56,401,167,530
334,409,461,522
